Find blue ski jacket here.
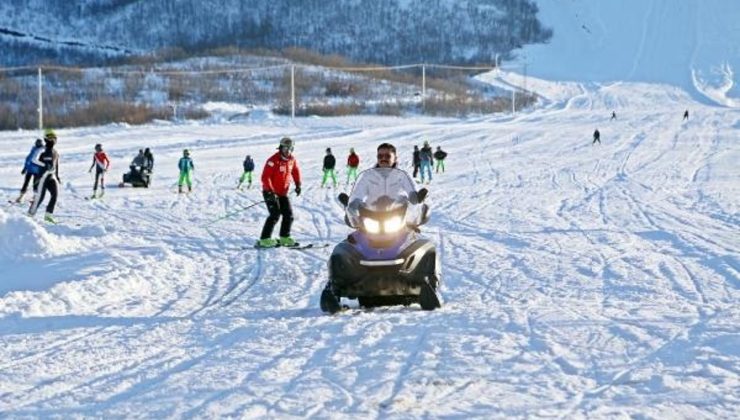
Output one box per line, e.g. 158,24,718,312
24,145,44,175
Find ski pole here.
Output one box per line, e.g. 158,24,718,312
202,200,266,227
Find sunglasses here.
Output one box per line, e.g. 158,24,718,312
377,153,393,159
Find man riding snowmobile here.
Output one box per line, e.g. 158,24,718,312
320,142,441,313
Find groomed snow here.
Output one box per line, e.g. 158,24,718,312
518,0,740,108
0,81,738,417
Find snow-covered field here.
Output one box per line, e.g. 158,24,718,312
0,81,738,417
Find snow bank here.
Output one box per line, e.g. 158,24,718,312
0,209,81,262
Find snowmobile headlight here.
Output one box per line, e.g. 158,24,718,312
363,217,381,234
383,216,403,233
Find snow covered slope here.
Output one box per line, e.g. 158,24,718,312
0,83,738,416
518,0,740,107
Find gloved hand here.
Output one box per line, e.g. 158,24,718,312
295,185,302,196
21,168,26,175
415,188,428,203
263,190,277,203
88,169,92,173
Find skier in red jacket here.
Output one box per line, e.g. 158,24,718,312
88,143,110,199
346,147,360,185
257,137,302,248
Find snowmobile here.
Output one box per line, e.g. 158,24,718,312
320,167,442,313
119,164,151,188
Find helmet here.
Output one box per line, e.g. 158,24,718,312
94,143,102,152
43,128,57,145
349,148,355,154
34,138,43,147
423,140,430,147
278,136,294,150
183,149,190,156
326,147,332,153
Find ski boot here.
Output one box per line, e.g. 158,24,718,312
44,212,56,224
256,238,279,248
278,236,298,247
14,192,25,203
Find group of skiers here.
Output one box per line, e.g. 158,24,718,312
412,141,447,184
596,109,690,145
12,131,447,249
15,129,61,223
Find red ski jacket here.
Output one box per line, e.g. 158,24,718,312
91,151,110,170
261,152,301,196
347,153,359,168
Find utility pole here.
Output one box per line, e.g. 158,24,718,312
291,65,295,119
37,67,43,131
422,64,426,111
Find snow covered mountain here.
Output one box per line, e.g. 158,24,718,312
515,0,740,107
0,0,551,66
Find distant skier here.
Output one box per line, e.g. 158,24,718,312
257,137,302,248
419,141,434,183
683,109,689,121
28,129,60,223
592,129,601,145
178,149,194,193
321,147,337,188
412,145,421,179
433,146,447,173
14,138,44,203
611,110,617,120
88,143,110,199
237,154,255,190
346,147,360,185
143,148,154,172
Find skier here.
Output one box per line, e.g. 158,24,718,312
143,148,154,172
28,129,60,223
321,148,337,188
87,143,110,199
178,149,194,193
237,154,255,190
256,137,302,248
433,146,448,173
683,109,689,121
611,110,617,120
592,129,601,145
419,141,434,183
14,138,44,203
346,148,360,185
412,145,421,179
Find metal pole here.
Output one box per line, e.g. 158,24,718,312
38,67,43,131
422,64,426,111
291,65,295,119
512,89,516,114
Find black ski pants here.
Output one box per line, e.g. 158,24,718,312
260,192,293,239
93,167,105,191
20,172,37,194
31,173,58,214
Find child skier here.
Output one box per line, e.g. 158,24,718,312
28,129,60,223
178,149,194,193
433,146,447,173
15,138,44,203
88,143,110,199
321,148,337,188
346,148,359,185
237,154,255,189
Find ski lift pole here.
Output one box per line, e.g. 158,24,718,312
38,67,43,131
